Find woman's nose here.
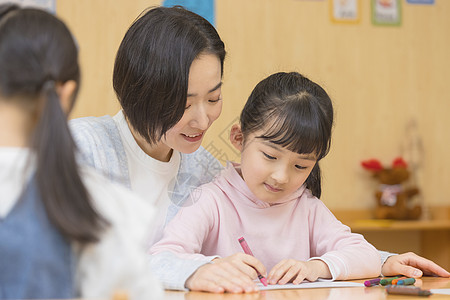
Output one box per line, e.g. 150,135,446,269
189,104,209,130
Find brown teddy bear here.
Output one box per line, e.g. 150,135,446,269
361,157,422,220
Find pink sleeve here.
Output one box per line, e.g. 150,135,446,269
149,187,217,261
308,200,381,280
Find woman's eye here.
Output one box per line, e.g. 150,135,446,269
263,152,276,160
209,97,222,103
185,104,191,110
295,165,307,170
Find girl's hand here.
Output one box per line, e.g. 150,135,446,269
185,252,266,293
267,259,331,285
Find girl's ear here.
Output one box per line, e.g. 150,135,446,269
57,80,77,115
230,124,244,152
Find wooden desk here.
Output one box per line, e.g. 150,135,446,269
163,277,450,299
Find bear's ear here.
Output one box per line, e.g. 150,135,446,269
392,157,408,169
361,159,383,171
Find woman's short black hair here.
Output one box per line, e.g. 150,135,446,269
113,6,226,145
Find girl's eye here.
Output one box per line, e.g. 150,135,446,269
185,105,191,110
263,152,276,160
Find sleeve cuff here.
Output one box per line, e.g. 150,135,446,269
149,252,217,291
308,256,338,281
379,250,397,276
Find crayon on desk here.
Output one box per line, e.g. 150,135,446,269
397,278,416,285
386,285,432,297
380,276,400,286
392,277,407,285
238,237,268,287
364,278,381,287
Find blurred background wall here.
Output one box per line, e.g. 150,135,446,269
58,0,450,213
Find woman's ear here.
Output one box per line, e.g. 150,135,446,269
230,124,244,152
56,80,77,115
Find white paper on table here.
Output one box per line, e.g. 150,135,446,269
430,289,450,295
256,281,364,290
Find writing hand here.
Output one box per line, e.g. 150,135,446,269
185,252,266,293
268,259,331,285
382,252,450,278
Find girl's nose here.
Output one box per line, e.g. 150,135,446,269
271,166,289,185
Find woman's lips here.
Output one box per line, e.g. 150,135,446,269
182,132,203,142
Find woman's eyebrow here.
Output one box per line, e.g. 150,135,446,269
187,82,222,97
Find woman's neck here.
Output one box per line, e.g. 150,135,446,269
126,119,173,162
0,101,30,147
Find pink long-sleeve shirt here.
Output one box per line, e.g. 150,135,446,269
151,163,381,280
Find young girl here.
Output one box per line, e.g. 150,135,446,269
0,5,162,299
150,72,381,289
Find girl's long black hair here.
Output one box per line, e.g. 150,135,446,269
0,5,108,243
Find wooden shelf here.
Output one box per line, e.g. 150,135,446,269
333,206,450,232
348,219,450,232
332,207,450,271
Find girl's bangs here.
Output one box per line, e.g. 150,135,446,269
257,97,330,159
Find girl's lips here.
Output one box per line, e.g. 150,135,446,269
182,132,203,143
264,183,282,193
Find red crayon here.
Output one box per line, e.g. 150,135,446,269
238,237,268,286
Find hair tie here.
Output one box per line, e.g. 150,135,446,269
42,80,55,91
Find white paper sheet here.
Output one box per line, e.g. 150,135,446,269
257,281,364,290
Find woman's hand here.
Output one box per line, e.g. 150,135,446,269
382,252,450,278
267,259,331,285
185,253,266,293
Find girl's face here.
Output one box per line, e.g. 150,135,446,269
238,130,317,204
162,53,222,154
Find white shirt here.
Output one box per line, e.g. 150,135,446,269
113,111,180,245
0,147,163,300
0,147,31,218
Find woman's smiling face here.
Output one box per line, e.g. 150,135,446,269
162,53,223,154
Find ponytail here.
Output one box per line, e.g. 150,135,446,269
0,6,109,245
30,80,108,244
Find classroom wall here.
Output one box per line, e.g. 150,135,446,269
58,0,450,214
